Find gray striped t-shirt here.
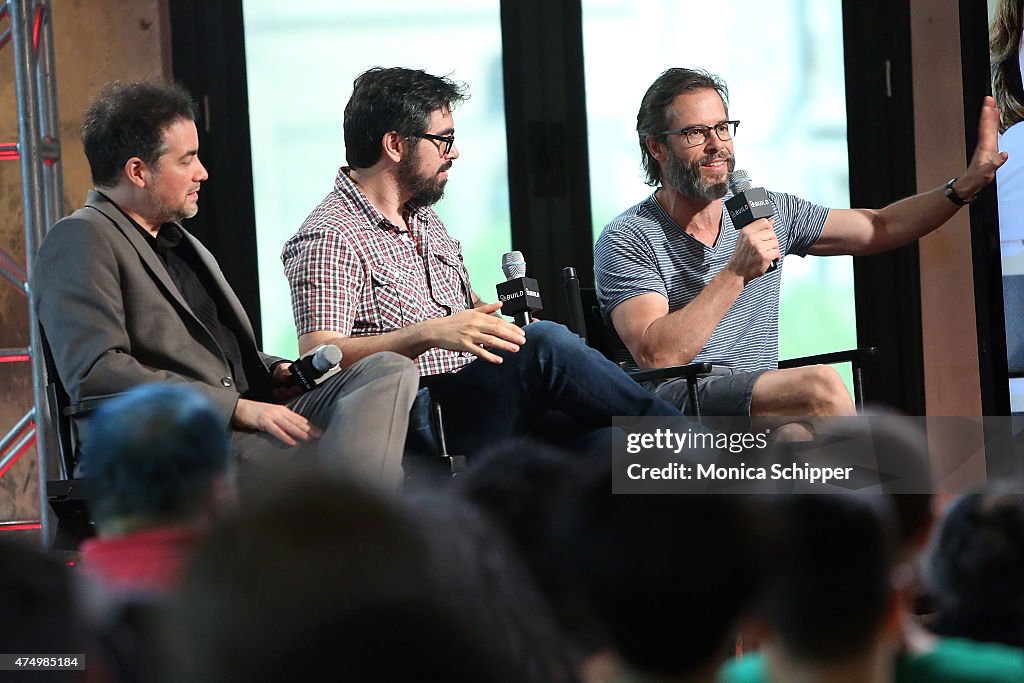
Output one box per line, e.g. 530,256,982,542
594,191,828,373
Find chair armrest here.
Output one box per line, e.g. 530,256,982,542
418,373,455,390
628,362,713,383
63,394,124,417
777,347,880,369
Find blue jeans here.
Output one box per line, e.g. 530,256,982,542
407,321,684,456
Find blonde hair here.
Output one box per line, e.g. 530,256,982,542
991,0,1024,130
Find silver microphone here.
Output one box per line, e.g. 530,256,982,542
501,250,527,280
497,251,542,327
727,169,753,194
290,344,343,391
309,344,342,373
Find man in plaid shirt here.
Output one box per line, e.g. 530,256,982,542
283,67,682,457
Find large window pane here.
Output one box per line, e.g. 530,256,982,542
581,0,855,373
988,0,1024,412
243,1,509,357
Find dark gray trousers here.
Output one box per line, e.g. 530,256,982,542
233,351,419,495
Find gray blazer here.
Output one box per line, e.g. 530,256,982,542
32,190,278,426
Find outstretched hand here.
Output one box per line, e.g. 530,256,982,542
428,301,527,364
963,96,1009,194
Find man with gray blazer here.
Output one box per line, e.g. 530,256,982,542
32,81,419,492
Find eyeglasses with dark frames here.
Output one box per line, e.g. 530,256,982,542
656,120,740,147
414,132,456,156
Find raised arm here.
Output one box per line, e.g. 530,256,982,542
810,96,1008,257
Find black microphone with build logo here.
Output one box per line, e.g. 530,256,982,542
288,344,342,391
726,169,777,273
496,250,543,327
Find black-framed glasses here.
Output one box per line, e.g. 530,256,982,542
657,120,740,147
414,132,456,156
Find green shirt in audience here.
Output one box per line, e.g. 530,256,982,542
719,637,1024,683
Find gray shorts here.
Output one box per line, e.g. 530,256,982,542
643,367,767,417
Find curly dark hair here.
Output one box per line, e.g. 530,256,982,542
81,80,197,187
636,68,729,186
991,0,1024,131
344,67,468,169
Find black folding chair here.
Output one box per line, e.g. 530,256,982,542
402,374,466,481
40,329,111,549
563,267,711,417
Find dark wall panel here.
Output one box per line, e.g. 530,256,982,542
844,0,926,413
169,0,262,344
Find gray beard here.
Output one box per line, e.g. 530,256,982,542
665,151,735,201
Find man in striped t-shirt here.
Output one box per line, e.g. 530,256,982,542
595,68,1005,426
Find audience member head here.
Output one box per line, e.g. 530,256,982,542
758,494,900,676
454,440,607,654
455,439,585,581
636,67,729,186
81,383,233,536
407,491,580,683
860,412,935,560
555,463,766,681
889,493,934,558
991,0,1024,130
168,474,506,683
926,491,1024,648
344,66,468,169
81,80,197,188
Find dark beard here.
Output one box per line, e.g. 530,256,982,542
399,153,449,209
664,151,735,201
144,193,194,224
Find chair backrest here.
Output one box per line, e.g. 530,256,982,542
563,275,627,365
580,288,617,361
562,266,710,417
39,327,76,481
39,327,96,549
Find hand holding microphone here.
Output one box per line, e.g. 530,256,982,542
725,170,780,278
288,344,343,391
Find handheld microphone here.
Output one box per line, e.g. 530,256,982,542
725,169,777,273
497,250,543,327
289,344,343,391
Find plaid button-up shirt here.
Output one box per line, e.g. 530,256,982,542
282,168,475,376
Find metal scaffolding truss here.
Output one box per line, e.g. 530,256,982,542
0,0,63,543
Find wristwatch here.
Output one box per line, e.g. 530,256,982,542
944,176,976,207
